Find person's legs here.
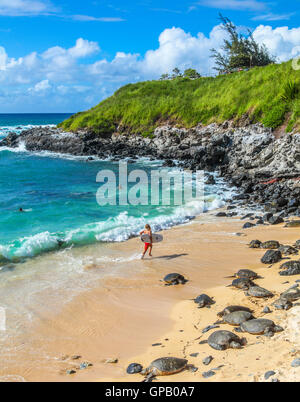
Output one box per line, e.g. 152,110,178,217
149,245,153,257
142,243,150,259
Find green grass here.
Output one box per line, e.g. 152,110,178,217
59,61,300,135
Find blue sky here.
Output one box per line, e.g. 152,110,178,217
0,0,300,113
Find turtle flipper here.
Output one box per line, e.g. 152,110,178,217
142,373,156,382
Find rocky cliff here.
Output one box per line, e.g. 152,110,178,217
2,122,300,217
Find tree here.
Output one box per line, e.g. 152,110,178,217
211,14,276,73
160,73,170,81
172,68,182,78
183,68,201,79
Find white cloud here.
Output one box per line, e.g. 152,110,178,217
253,25,300,62
141,26,225,76
0,0,55,16
32,79,50,92
68,38,100,58
0,46,8,70
0,0,124,21
71,15,125,22
252,13,295,21
0,24,300,112
196,0,266,11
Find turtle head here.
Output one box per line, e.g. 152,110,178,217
241,337,247,346
230,341,242,349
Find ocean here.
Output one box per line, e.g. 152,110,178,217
0,113,232,263
0,114,234,363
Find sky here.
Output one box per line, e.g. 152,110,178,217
0,0,299,113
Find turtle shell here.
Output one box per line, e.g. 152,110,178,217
261,241,280,250
223,311,253,326
164,273,185,283
280,287,300,301
241,319,275,335
235,269,259,279
208,330,245,351
231,278,255,289
149,357,188,376
217,305,253,317
194,294,215,307
246,286,273,298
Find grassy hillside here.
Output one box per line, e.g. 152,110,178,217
59,61,300,136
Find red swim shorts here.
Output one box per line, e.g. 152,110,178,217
144,242,151,252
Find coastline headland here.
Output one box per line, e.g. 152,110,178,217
2,120,300,221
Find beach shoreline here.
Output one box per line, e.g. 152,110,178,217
1,211,299,382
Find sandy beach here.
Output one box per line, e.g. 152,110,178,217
1,212,300,382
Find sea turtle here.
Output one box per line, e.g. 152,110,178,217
226,269,260,280
285,221,300,228
141,357,189,381
193,294,215,308
240,319,283,336
272,298,293,311
249,240,262,249
228,278,256,290
245,285,274,298
207,330,247,351
218,311,253,326
261,241,280,250
278,245,298,256
217,305,253,318
261,250,282,264
279,261,300,276
163,273,187,286
280,287,300,302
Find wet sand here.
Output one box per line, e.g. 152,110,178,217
1,213,300,382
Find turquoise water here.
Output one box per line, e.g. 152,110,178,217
0,114,230,263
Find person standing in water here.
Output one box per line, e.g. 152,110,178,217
140,224,153,259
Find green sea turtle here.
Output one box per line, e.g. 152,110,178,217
245,285,274,298
226,269,260,280
272,298,293,311
163,273,187,286
228,278,256,290
279,261,300,276
285,221,300,228
141,357,190,381
280,287,300,302
261,241,280,250
217,305,253,318
193,294,215,308
261,250,282,264
278,245,298,256
218,311,253,326
207,330,247,351
249,240,262,249
240,319,283,336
